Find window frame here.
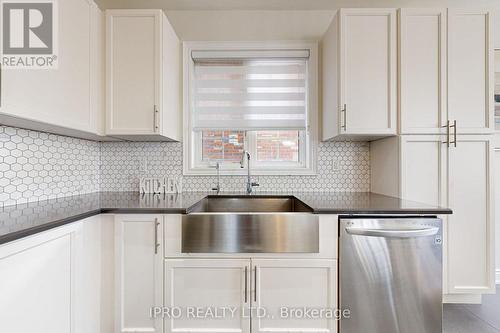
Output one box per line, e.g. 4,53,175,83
183,41,318,176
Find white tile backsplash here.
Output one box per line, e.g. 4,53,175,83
99,141,370,193
0,125,370,206
0,126,100,206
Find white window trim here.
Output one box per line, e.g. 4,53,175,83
183,41,318,176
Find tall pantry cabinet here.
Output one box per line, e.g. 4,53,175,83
370,8,495,302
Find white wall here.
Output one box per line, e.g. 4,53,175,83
165,10,334,41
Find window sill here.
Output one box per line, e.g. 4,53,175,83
183,167,317,176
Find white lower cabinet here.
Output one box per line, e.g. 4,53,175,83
164,258,337,333
0,215,108,333
114,214,163,333
164,259,251,333
371,134,496,300
0,224,79,333
0,214,339,333
447,136,495,294
252,259,337,333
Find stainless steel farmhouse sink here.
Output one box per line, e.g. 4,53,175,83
188,196,313,213
182,196,319,253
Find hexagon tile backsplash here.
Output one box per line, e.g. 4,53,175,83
0,125,370,207
0,126,100,206
99,141,370,193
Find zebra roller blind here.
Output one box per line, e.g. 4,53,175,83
191,49,309,131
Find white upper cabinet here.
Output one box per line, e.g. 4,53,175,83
90,4,106,137
399,9,447,134
106,9,181,141
322,8,397,141
447,9,494,134
340,9,397,136
0,0,105,139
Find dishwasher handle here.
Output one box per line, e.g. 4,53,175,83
345,226,439,238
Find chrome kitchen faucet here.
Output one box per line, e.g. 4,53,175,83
211,162,221,194
240,151,259,194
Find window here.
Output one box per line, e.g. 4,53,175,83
256,130,300,163
201,130,245,163
184,43,317,175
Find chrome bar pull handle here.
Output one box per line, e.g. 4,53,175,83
346,226,439,238
244,266,248,303
341,104,347,131
254,266,257,302
153,105,159,133
154,218,160,254
442,120,450,146
450,120,457,147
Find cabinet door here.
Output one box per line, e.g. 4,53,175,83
447,135,495,293
399,9,447,134
399,135,447,206
339,9,396,135
251,259,337,333
448,9,494,134
115,215,163,333
0,0,94,133
495,148,500,281
90,4,106,136
164,259,251,333
106,10,160,135
0,223,80,333
399,135,450,293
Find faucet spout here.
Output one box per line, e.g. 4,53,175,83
211,162,221,194
240,151,259,194
240,151,249,168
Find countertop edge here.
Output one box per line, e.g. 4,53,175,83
0,192,453,246
100,208,189,214
0,206,452,246
0,207,192,245
0,209,102,245
312,208,453,215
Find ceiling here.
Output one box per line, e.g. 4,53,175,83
96,0,500,11
95,0,500,44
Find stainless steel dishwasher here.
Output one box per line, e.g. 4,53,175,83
339,217,442,333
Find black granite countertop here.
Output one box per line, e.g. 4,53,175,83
0,191,452,245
